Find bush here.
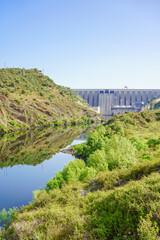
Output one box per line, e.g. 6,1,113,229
54,119,62,126
46,159,96,191
74,126,106,159
148,137,160,149
85,173,160,240
104,135,137,170
0,82,4,88
87,149,108,171
49,94,55,99
123,115,136,125
4,90,9,96
73,142,92,158
39,91,44,96
0,207,19,226
14,99,21,104
137,214,159,240
130,137,148,152
8,120,18,126
87,126,105,151
95,159,160,191
106,121,124,136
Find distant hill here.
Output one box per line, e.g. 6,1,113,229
144,94,160,110
0,68,99,133
152,97,160,110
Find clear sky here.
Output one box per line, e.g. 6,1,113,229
1,0,160,89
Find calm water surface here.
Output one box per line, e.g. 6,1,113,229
0,126,91,212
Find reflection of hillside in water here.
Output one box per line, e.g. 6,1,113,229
0,125,94,169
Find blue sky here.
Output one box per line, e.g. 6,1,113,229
1,0,160,89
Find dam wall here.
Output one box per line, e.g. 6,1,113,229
74,89,160,117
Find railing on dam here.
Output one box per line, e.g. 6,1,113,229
73,89,160,117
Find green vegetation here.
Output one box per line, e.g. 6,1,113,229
154,101,160,110
0,207,18,227
0,68,100,134
137,214,159,240
145,94,160,110
2,110,160,239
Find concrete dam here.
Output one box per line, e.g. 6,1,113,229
74,89,160,118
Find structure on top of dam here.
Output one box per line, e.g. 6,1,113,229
74,89,160,118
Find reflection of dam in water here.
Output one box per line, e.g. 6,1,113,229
74,89,160,118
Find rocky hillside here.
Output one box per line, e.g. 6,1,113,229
143,94,160,111
0,68,99,133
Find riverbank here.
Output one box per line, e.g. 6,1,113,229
1,110,160,239
0,117,102,136
60,145,76,154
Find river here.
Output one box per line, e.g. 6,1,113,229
0,125,94,212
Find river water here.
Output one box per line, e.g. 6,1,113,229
0,125,93,212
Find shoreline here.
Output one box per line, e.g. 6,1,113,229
0,120,103,136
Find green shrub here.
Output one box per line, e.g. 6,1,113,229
70,119,77,125
0,82,4,88
95,159,160,191
130,137,148,152
85,173,160,240
8,120,18,126
73,142,92,158
75,125,137,171
123,115,136,125
87,149,108,171
4,90,9,96
137,213,159,240
0,207,19,226
104,135,137,170
87,126,105,151
49,94,55,99
45,101,50,105
147,137,160,149
0,125,6,132
46,159,96,191
14,99,21,104
54,119,62,126
39,91,44,96
140,155,151,161
106,121,124,136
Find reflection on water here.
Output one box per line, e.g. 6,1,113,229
0,125,94,211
